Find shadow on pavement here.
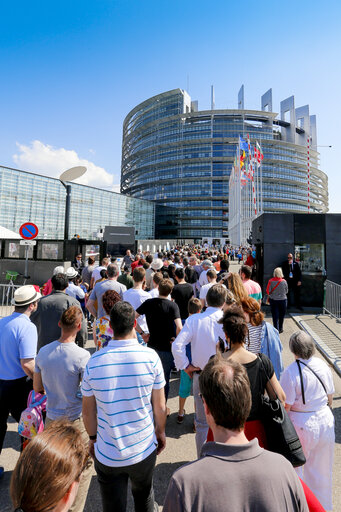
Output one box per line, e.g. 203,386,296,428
333,405,341,444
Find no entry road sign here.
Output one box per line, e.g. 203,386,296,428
19,222,39,240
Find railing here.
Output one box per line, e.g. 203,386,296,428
323,280,341,322
0,283,20,317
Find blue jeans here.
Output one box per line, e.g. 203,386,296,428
269,298,287,332
156,350,174,401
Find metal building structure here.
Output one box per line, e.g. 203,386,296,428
121,88,328,240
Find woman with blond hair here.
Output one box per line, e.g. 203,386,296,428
225,273,248,304
241,296,283,379
266,267,288,333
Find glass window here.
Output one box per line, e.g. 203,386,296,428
294,244,325,275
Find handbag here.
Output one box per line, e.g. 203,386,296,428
258,354,306,467
263,279,283,305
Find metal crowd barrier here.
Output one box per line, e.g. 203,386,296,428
323,280,341,322
0,283,20,317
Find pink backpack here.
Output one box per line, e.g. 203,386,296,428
18,390,47,439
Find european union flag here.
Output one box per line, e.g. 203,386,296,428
239,136,248,151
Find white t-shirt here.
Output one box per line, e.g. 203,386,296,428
123,288,150,332
91,265,106,285
199,282,215,305
199,269,209,287
82,338,165,467
149,288,171,300
280,356,334,412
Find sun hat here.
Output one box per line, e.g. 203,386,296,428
53,265,65,275
151,258,163,271
11,285,42,307
66,267,78,279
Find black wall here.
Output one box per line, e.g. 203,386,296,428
252,213,341,307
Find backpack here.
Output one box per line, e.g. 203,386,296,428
18,390,47,440
185,266,198,284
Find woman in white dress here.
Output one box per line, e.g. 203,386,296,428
280,331,335,510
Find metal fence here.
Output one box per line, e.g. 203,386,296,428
323,280,341,322
0,283,20,317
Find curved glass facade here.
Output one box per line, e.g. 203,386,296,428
121,89,328,238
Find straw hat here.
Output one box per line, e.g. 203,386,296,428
66,267,78,279
11,285,42,307
151,259,163,271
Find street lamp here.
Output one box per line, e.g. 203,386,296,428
59,166,87,240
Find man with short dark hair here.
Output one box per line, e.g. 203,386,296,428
172,284,227,455
282,253,303,310
87,263,126,318
216,258,230,282
117,265,134,290
239,264,262,303
199,269,217,309
145,254,154,290
123,267,150,337
163,357,308,512
136,279,182,401
90,257,110,289
82,301,167,512
172,267,194,321
31,274,87,349
121,249,134,271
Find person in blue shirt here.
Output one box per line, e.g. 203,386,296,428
0,285,41,478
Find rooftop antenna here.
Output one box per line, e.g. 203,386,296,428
211,85,215,110
186,74,190,93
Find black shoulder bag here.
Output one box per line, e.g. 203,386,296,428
296,360,329,406
258,354,306,467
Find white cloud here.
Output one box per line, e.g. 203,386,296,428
13,140,120,191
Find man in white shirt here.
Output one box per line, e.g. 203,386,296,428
172,284,227,455
199,269,217,308
123,267,150,334
65,267,85,300
198,260,214,288
90,257,110,289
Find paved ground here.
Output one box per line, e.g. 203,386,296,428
1,265,340,510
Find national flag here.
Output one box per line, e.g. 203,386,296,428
240,150,246,168
254,142,264,164
239,136,248,151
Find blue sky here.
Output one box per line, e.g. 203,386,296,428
0,0,339,209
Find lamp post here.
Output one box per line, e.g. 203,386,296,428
59,166,87,240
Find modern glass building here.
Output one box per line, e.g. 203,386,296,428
0,165,155,239
121,88,328,239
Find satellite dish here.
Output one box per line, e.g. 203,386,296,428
59,166,87,183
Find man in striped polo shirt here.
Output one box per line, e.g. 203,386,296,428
239,265,262,303
82,301,166,512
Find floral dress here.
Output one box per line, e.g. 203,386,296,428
95,315,113,350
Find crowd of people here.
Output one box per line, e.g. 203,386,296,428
0,244,335,511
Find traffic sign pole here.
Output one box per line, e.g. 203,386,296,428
24,245,29,279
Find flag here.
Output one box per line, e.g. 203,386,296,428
254,143,264,164
240,150,246,169
239,136,248,151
